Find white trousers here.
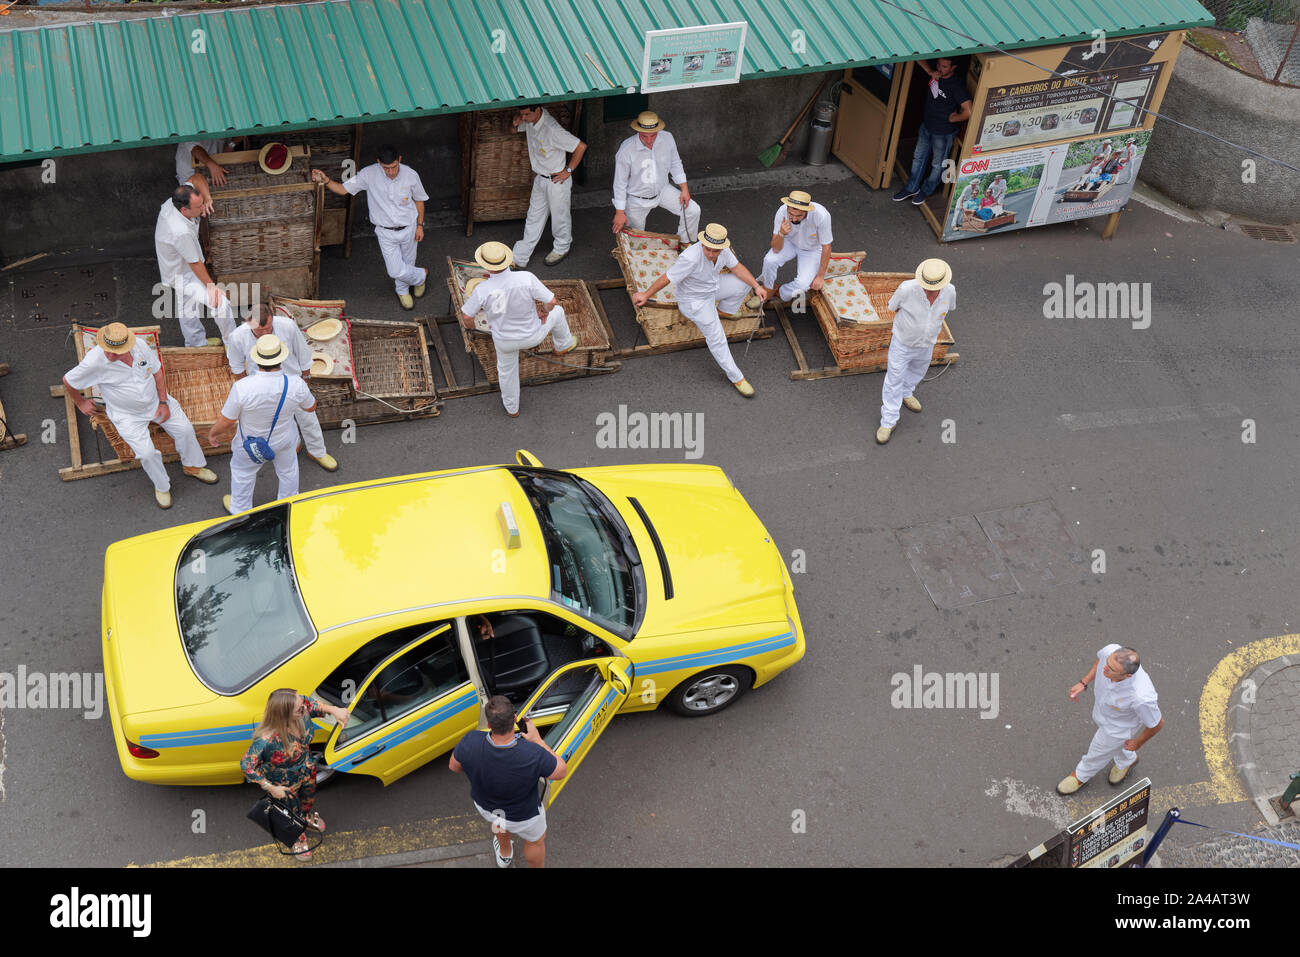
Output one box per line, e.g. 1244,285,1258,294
625,185,700,243
513,175,573,267
375,224,426,295
173,274,237,347
229,430,301,513
109,399,206,493
293,406,327,459
760,244,823,301
677,275,750,384
880,338,935,428
1074,726,1140,783
493,305,576,414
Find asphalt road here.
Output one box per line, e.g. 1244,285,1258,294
1,165,1297,868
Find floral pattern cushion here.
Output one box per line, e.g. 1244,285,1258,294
452,261,492,331
620,232,680,304
822,275,882,325
824,252,865,279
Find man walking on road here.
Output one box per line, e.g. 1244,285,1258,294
449,695,567,868
876,259,953,444
1057,644,1164,794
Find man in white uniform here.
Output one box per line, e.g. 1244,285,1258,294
155,185,237,347
511,105,587,269
611,112,700,243
759,190,833,304
1057,645,1164,794
209,335,318,514
225,303,338,473
876,259,955,445
63,323,217,509
633,224,765,397
314,145,428,309
459,242,577,418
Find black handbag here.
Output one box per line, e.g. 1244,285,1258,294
247,790,323,856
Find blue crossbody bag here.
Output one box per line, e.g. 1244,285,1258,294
239,376,289,464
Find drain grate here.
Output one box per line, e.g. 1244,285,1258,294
1239,224,1296,243
9,264,118,331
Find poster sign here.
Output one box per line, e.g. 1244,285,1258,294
973,61,1164,152
1066,777,1151,868
641,22,747,93
941,130,1153,242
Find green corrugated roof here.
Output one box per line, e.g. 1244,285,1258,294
0,0,1213,162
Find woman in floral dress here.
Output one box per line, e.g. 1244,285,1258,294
242,688,350,859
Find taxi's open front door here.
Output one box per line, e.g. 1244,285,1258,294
518,657,631,805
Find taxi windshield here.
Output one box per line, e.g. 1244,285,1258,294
174,505,316,694
510,469,643,638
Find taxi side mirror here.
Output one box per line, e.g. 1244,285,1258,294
515,449,543,467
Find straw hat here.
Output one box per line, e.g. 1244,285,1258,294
251,334,290,367
464,277,486,296
630,111,666,134
915,258,952,290
474,241,514,272
257,142,293,175
310,351,335,376
698,223,731,250
306,317,343,342
96,322,136,355
781,190,814,211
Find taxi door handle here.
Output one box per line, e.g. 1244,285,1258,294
352,745,386,765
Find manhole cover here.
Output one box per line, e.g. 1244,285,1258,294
976,500,1088,589
896,515,1019,609
9,264,118,331
1239,224,1295,243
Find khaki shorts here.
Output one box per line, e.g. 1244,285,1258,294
475,802,547,843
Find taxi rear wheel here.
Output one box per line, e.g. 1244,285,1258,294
666,666,752,717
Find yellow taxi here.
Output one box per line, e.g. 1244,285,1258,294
102,452,804,805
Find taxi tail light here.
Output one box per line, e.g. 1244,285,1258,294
127,739,159,759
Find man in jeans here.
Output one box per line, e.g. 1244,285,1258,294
892,58,973,206
450,695,568,868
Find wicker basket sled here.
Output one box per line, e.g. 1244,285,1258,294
249,127,362,250
459,103,580,235
960,209,1017,231
808,267,955,370
446,258,614,386
269,295,438,425
611,229,764,349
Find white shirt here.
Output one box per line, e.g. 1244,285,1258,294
462,270,553,341
344,163,429,228
666,243,738,302
1122,144,1138,166
887,279,956,349
226,315,313,377
64,342,162,421
519,109,580,176
1091,643,1162,736
612,131,687,210
155,199,205,284
989,179,1008,202
772,202,833,252
175,139,227,186
221,369,315,450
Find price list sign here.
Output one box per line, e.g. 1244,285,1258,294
1067,778,1151,868
641,22,747,94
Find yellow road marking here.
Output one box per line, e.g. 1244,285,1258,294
1065,633,1300,819
138,813,489,868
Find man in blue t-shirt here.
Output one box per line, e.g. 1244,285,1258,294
892,59,973,206
450,694,567,868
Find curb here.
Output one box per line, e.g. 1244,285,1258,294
317,838,493,868
1228,655,1300,827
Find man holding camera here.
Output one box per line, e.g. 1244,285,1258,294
450,694,568,868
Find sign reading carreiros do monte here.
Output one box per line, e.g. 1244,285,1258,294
1067,777,1151,868
641,22,747,94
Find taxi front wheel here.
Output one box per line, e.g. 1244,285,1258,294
666,666,752,717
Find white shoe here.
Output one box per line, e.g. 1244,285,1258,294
903,396,922,413
875,426,892,445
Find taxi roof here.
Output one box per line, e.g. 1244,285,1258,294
287,467,550,630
